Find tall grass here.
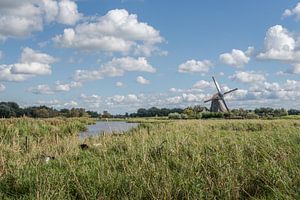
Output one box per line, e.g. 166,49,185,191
0,118,299,199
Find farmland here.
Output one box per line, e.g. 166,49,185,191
0,118,300,199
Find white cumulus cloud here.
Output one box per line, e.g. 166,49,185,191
178,59,213,73
282,3,300,20
53,9,163,55
28,81,81,94
219,47,253,68
12,47,56,75
230,71,266,84
115,81,124,87
80,94,101,108
0,0,82,41
136,76,150,84
257,25,299,61
0,48,56,82
257,25,300,74
0,83,5,92
74,57,156,82
192,80,211,89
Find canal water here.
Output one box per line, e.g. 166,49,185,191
79,121,139,139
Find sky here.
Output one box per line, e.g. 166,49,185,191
0,0,300,114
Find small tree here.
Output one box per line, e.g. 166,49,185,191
168,112,181,119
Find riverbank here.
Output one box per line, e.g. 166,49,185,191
0,118,300,199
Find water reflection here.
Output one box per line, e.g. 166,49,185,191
80,121,139,139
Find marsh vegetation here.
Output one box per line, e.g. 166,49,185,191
0,118,299,199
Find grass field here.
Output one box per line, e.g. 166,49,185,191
0,118,300,199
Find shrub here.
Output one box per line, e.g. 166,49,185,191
168,112,181,119
180,113,189,119
201,112,224,119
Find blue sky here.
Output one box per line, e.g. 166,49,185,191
0,0,300,113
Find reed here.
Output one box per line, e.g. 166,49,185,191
0,118,299,199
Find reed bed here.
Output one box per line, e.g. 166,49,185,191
0,118,299,199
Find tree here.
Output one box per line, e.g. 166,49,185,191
288,109,300,115
183,107,195,118
0,104,12,118
102,110,112,118
168,112,181,119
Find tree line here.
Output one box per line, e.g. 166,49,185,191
0,101,299,119
129,106,298,119
0,102,98,118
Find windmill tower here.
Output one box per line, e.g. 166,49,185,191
204,76,238,112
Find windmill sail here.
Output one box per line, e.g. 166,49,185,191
204,77,238,112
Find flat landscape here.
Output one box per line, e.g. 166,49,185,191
0,117,299,199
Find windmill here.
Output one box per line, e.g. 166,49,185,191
204,76,238,112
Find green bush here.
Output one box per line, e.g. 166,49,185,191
168,112,181,119
201,112,224,119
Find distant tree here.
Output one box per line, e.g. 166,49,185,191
34,108,50,118
183,107,195,118
0,104,13,118
201,112,224,119
102,110,112,118
137,108,148,117
288,109,300,115
168,112,181,119
86,111,99,118
192,105,207,113
274,108,288,117
181,113,189,119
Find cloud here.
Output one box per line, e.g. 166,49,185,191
0,48,56,82
108,94,139,104
12,47,56,75
291,63,300,74
219,47,253,68
80,94,101,108
42,0,82,25
56,0,82,25
169,88,184,93
21,47,56,64
247,80,300,101
257,25,300,74
11,62,52,75
136,76,149,84
64,100,78,107
74,57,156,82
0,84,5,92
54,81,81,91
178,59,213,73
28,81,81,94
257,25,300,61
28,84,53,94
0,65,33,82
192,80,211,89
53,9,163,55
0,0,82,41
230,71,266,84
282,3,300,20
115,81,124,87
36,99,78,108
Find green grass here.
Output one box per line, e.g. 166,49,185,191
0,118,300,199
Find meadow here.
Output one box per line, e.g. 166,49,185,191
0,117,299,199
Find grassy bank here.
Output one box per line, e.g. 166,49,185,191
0,118,300,199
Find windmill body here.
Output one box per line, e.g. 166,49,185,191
204,77,238,112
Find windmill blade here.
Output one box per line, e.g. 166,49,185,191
204,98,213,103
212,76,222,94
223,88,238,95
221,98,229,112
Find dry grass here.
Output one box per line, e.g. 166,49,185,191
0,118,299,199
